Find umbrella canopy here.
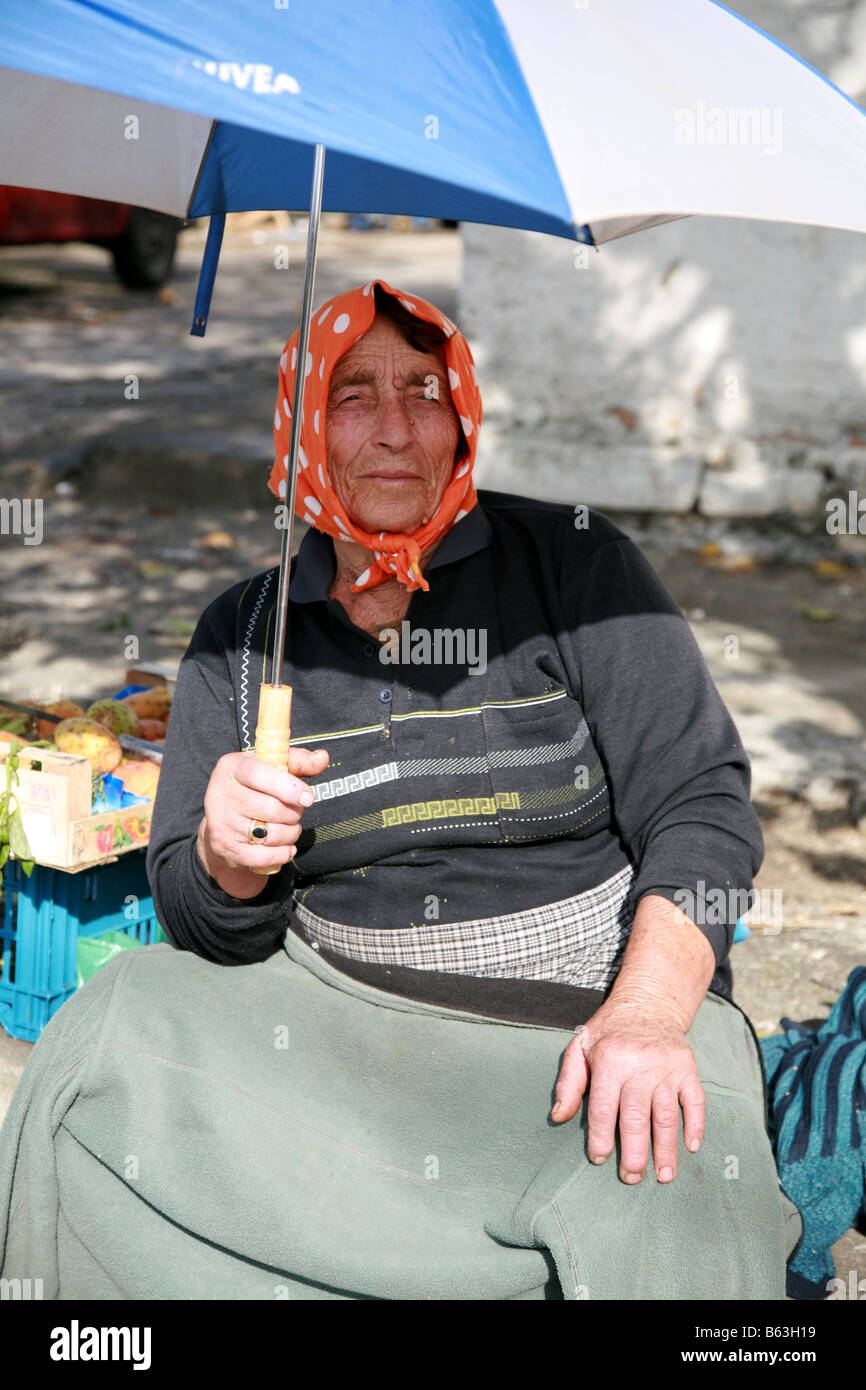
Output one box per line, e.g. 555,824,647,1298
3,0,866,249
4,0,866,791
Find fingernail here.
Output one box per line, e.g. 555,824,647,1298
657,1166,673,1183
687,1138,701,1152
551,1101,562,1116
622,1171,643,1184
299,791,314,807
591,1154,607,1165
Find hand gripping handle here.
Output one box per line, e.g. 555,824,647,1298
251,683,293,877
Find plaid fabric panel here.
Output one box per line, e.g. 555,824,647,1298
291,865,635,990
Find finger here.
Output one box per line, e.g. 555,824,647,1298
231,843,297,871
203,805,302,867
584,1058,625,1166
680,1072,706,1155
614,1079,653,1183
227,804,302,846
287,746,330,777
551,1032,589,1123
650,1086,682,1183
226,786,306,828
232,754,317,809
207,832,297,873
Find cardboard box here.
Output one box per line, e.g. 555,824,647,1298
126,663,177,692
0,744,154,870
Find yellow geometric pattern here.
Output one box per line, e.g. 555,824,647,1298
382,791,519,827
314,791,522,843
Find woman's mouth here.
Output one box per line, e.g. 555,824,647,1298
364,470,420,482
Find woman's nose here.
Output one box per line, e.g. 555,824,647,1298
373,392,414,448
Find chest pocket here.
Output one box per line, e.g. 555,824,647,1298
479,691,611,845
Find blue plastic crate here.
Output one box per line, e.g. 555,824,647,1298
0,849,164,1042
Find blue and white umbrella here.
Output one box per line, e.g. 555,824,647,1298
3,0,866,753
3,0,866,283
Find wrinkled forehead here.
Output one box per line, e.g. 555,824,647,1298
327,318,449,392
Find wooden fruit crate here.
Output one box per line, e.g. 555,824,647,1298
126,662,177,693
0,744,154,870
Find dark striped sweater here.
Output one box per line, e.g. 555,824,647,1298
146,491,763,999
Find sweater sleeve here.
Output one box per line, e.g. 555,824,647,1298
145,591,296,965
560,533,763,966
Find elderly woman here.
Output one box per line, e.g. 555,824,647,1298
0,281,800,1301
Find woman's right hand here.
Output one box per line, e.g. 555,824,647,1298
196,746,330,898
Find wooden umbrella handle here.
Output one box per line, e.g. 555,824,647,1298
251,682,293,876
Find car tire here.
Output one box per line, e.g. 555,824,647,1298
108,207,180,288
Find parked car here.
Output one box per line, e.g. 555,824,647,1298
0,186,183,288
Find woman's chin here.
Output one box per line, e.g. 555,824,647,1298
348,505,426,535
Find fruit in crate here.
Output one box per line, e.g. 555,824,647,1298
54,717,123,774
138,718,167,741
0,714,30,737
117,756,160,799
35,700,85,739
122,688,171,722
86,698,142,737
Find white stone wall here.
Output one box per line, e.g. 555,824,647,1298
459,0,866,518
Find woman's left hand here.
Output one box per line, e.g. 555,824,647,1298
550,999,706,1185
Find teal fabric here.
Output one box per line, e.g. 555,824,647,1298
0,934,801,1300
760,966,866,1299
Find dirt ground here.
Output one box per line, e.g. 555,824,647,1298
634,533,866,1033
1,220,864,1290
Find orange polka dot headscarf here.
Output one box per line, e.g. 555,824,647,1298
267,278,482,593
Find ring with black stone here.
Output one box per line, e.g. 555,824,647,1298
247,820,270,844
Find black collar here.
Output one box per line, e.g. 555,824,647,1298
288,501,493,603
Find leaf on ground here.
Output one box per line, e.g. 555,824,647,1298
136,560,177,577
199,530,235,550
98,613,131,632
812,559,850,579
799,605,837,622
148,616,197,637
715,554,759,572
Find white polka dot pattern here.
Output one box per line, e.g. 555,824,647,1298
269,278,482,594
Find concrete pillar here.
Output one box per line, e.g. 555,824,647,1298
459,0,866,521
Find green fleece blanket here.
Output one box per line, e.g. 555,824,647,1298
0,933,800,1300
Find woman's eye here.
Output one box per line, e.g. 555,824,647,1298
334,389,440,406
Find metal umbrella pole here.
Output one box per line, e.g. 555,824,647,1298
252,143,326,875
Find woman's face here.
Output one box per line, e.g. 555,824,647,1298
325,315,462,535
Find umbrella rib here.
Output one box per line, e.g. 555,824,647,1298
186,118,218,221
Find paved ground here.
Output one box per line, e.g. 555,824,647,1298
1,219,864,1291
